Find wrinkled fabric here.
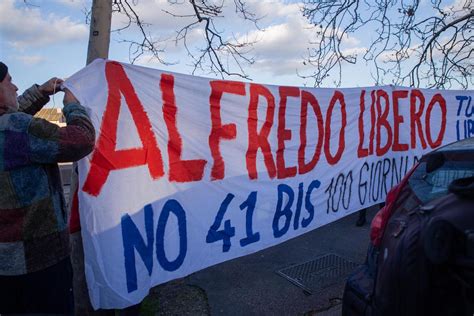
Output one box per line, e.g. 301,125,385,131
0,84,95,275
65,59,473,309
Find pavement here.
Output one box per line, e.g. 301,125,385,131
148,206,378,316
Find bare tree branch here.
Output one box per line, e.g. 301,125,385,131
302,0,474,88
113,0,167,64
112,0,261,79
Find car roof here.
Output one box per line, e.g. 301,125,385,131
433,137,474,153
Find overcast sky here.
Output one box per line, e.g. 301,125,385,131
0,0,466,105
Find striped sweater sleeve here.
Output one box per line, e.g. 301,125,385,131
27,102,95,163
18,84,50,115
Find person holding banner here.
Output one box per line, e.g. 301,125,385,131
0,62,95,314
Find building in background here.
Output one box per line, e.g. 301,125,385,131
35,108,66,127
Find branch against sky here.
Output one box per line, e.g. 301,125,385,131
110,0,262,79
302,0,474,89
3,0,318,87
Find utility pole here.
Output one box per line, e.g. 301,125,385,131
71,0,112,206
86,0,113,65
69,1,113,315
71,0,112,210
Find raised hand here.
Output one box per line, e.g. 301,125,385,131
63,88,79,105
39,77,64,96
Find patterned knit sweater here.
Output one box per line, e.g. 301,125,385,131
0,85,95,275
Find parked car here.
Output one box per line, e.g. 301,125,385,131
342,137,474,316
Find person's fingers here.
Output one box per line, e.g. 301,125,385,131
63,89,79,105
39,77,63,95
53,78,64,92
47,77,64,94
54,78,64,84
63,88,73,95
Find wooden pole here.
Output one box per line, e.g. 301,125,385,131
71,0,112,212
86,0,112,65
69,2,112,314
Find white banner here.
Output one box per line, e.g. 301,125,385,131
64,59,473,309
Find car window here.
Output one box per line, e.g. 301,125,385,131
408,158,474,204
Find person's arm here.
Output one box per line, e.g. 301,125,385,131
18,84,50,115
27,89,95,163
18,78,63,115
